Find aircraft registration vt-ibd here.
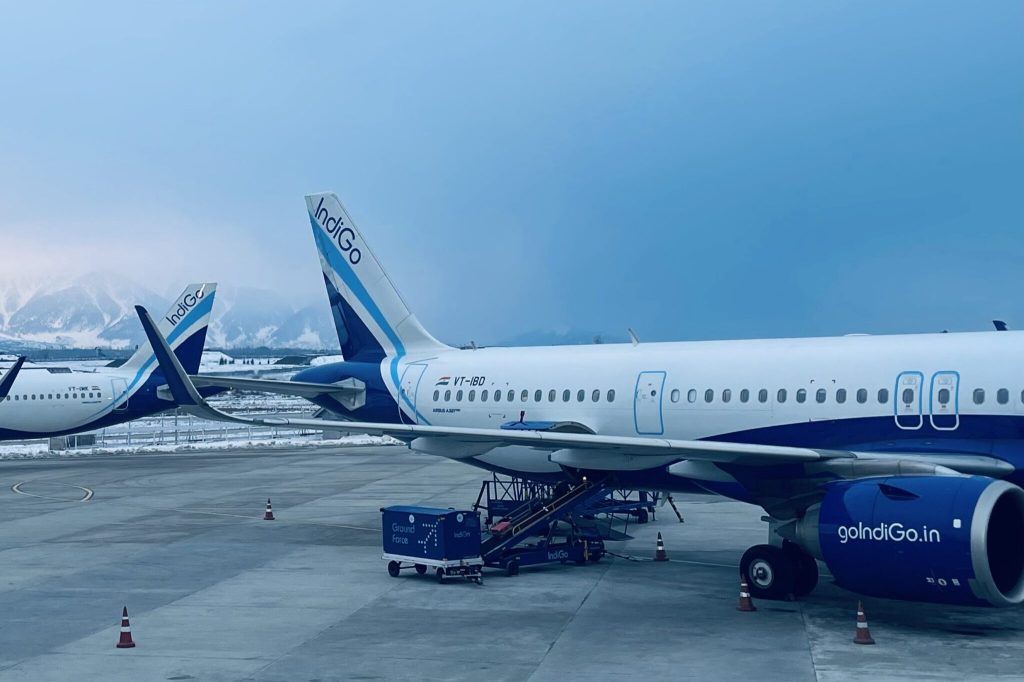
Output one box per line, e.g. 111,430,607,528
154,193,1024,608
0,284,218,440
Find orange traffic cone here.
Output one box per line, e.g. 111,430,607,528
854,601,875,644
736,575,757,612
264,498,275,521
654,532,668,562
116,606,136,648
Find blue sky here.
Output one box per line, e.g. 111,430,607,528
1,2,1021,344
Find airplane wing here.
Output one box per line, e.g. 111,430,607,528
0,356,26,401
136,305,848,466
134,306,1014,476
189,374,364,401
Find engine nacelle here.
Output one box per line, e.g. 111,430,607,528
784,475,1024,606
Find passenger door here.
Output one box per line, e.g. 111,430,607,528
398,363,428,424
634,371,667,435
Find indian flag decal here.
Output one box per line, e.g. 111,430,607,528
435,376,451,386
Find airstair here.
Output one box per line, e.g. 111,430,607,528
480,478,610,574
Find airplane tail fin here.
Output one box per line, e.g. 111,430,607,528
122,283,217,375
305,192,449,361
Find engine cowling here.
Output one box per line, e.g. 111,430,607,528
784,475,1024,606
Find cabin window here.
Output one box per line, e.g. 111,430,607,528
48,394,53,400
466,390,475,401
816,388,827,403
777,389,787,403
722,389,732,403
433,390,440,401
506,390,513,402
73,394,78,399
758,389,768,403
592,389,600,402
530,390,539,402
522,390,529,402
856,388,867,404
548,389,556,402
577,389,585,402
704,389,714,403
997,388,1009,405
444,390,451,401
671,389,680,403
493,390,500,402
796,389,807,403
688,389,697,403
901,388,914,405
481,389,489,401
607,389,616,402
456,390,463,402
973,388,985,405
836,388,846,404
739,389,749,403
937,388,950,404
562,389,571,402
878,388,889,404
13,395,18,401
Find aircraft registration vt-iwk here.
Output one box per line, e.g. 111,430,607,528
150,193,1024,609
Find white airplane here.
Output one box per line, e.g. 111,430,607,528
0,284,218,440
142,193,1024,609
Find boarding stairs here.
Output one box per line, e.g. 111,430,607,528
480,478,608,564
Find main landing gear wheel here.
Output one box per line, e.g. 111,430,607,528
740,544,795,600
783,541,819,597
387,561,400,578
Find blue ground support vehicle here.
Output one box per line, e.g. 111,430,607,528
381,506,484,584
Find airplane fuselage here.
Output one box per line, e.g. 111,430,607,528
297,329,1024,491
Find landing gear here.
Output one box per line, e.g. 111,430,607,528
740,544,794,600
783,541,819,597
739,542,819,600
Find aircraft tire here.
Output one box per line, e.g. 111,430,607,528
740,544,796,600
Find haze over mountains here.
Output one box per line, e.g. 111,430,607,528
0,273,340,351
0,273,622,352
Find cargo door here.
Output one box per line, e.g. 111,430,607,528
634,371,666,435
398,363,428,424
894,371,923,430
929,371,959,431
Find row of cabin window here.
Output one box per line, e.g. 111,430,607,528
669,387,1021,406
4,392,100,402
673,387,888,405
434,388,617,404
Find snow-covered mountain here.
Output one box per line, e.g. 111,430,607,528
0,273,339,351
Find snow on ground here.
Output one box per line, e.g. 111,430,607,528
0,434,401,460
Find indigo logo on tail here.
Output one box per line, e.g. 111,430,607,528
165,287,206,327
314,197,362,265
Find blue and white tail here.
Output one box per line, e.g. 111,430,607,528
121,283,217,375
305,193,449,361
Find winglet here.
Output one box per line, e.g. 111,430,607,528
134,305,258,425
0,356,25,401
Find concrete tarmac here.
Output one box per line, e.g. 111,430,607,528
0,445,1022,681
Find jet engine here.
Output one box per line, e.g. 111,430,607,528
781,475,1024,606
